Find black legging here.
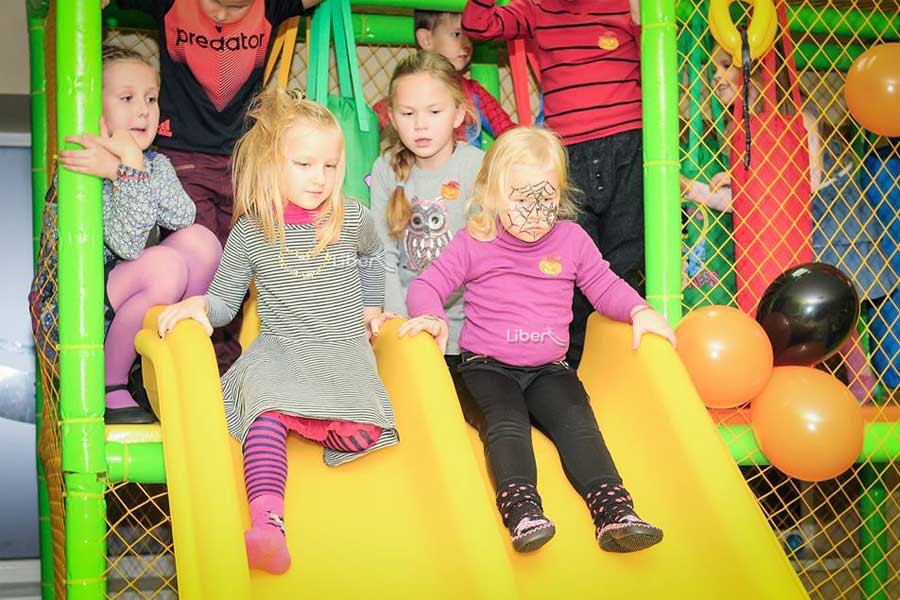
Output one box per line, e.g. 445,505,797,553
453,353,621,495
566,130,645,368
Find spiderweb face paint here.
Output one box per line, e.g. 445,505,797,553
500,179,560,242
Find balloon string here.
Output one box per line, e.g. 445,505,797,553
740,27,752,169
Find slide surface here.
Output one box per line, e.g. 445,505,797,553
135,312,808,599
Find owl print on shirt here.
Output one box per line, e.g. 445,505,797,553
405,181,461,272
406,198,450,271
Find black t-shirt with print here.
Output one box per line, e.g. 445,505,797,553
119,0,307,155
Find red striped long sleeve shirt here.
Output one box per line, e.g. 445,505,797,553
462,0,642,145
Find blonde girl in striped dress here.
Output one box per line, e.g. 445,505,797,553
157,88,398,575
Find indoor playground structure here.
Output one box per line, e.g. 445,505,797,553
26,0,900,598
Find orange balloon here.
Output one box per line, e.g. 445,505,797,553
675,305,774,408
845,43,900,137
751,367,864,482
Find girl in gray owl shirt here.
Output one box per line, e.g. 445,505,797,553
370,51,486,377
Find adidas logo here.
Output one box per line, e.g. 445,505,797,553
157,119,172,137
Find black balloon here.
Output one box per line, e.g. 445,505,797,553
755,263,860,366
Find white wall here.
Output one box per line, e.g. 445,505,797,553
0,2,30,96
0,145,38,560
0,0,38,566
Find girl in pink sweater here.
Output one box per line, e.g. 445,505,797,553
400,127,674,553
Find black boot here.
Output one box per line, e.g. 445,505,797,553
497,482,555,553
586,482,663,553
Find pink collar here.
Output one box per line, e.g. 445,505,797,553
284,202,319,225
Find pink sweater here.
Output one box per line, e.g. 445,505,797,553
407,221,646,366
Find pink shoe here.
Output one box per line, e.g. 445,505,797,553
245,495,291,574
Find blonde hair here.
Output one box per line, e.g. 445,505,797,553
381,51,477,238
466,127,578,241
101,44,159,88
102,44,155,70
232,88,345,254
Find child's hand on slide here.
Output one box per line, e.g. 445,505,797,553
397,315,449,354
630,305,677,350
364,307,400,340
157,296,213,338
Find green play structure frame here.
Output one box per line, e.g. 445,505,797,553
24,0,900,597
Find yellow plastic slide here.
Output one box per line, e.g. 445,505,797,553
134,311,807,599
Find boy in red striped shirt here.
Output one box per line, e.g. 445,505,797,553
462,0,644,367
373,11,515,147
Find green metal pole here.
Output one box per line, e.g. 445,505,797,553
675,2,900,43
720,423,900,465
57,1,107,598
105,2,878,71
104,9,418,45
788,6,900,43
29,16,49,251
105,442,167,484
795,40,866,73
352,14,412,45
350,0,464,10
685,8,707,176
110,1,469,30
859,465,889,600
36,467,54,600
27,3,55,598
119,0,470,17
860,423,900,462
717,425,770,465
642,0,682,324
104,7,528,57
676,34,863,73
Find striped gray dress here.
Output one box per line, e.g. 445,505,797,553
205,201,398,466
